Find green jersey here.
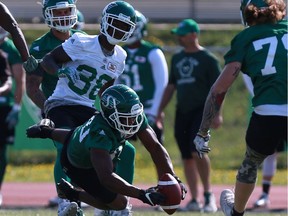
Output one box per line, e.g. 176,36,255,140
118,40,168,117
0,38,22,105
67,112,148,169
225,19,287,107
169,49,221,114
29,29,83,98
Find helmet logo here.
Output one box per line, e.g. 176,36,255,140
119,13,132,22
131,104,142,114
102,94,120,109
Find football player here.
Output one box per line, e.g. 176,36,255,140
26,84,187,213
25,1,138,215
193,0,287,216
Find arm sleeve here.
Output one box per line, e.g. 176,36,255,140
146,48,168,116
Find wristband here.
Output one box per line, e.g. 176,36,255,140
13,104,21,111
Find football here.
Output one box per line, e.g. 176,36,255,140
157,173,182,215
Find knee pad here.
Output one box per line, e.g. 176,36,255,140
237,146,267,184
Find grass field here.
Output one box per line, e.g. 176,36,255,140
0,208,287,216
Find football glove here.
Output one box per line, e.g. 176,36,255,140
57,178,80,202
138,187,165,206
5,104,21,129
193,132,211,159
173,175,187,200
58,67,80,84
26,118,55,139
23,55,39,73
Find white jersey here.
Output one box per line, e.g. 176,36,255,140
45,33,127,113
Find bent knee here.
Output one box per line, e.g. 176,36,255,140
237,146,267,183
109,194,128,210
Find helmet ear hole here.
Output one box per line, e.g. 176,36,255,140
100,84,144,136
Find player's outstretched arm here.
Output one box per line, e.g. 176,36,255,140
26,118,71,144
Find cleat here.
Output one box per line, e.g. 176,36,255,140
254,193,270,208
220,189,234,216
203,193,217,213
58,199,78,216
178,199,202,212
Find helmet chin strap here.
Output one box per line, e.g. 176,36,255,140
107,36,121,45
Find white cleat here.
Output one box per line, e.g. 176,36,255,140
220,189,234,216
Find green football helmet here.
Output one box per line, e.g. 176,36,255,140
42,0,77,32
125,10,148,45
100,84,144,136
100,1,136,45
240,0,269,26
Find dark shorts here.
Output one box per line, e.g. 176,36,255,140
61,135,117,204
174,108,204,159
0,106,15,146
246,112,287,155
47,105,96,128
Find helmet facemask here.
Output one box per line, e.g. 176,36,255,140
109,102,144,136
100,84,144,137
43,1,77,32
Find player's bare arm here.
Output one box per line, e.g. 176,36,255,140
26,74,46,109
199,62,241,134
90,148,142,198
0,3,29,61
137,126,175,178
41,45,71,74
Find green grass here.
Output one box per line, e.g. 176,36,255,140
4,163,287,186
0,208,287,216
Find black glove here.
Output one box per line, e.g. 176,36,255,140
173,175,187,200
138,187,166,206
26,118,55,139
57,178,80,202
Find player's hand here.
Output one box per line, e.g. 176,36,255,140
193,132,211,159
23,55,39,73
5,104,20,129
26,118,55,138
58,67,80,84
139,188,166,206
173,175,187,200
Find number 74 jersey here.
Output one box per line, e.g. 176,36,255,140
224,19,287,107
45,33,127,112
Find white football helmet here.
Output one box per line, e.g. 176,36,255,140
42,0,77,32
100,1,136,45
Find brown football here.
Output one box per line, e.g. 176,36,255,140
158,173,182,215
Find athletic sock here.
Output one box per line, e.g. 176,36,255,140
231,207,244,216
